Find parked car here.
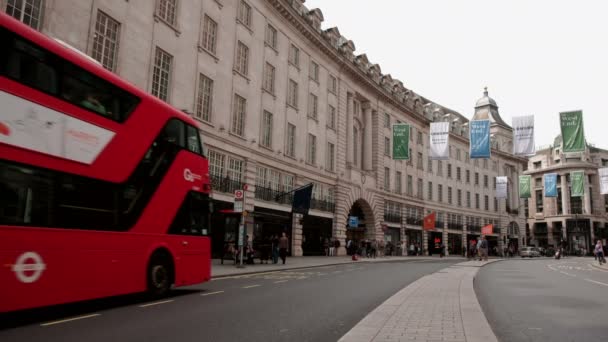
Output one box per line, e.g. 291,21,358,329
520,247,541,258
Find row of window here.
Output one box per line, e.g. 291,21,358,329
383,201,498,230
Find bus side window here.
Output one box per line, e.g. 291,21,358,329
163,119,185,147
168,192,210,236
186,125,202,155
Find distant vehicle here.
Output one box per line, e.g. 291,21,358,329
0,13,212,313
520,247,541,258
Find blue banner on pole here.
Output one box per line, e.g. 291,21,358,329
348,216,359,228
544,173,558,197
470,120,491,158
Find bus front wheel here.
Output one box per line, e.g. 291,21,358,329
147,251,174,297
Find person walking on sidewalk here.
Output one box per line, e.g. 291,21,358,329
323,237,330,256
479,236,488,261
271,235,279,264
333,238,340,256
595,240,606,265
278,232,289,264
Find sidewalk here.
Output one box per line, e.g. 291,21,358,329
211,255,465,278
339,260,500,342
590,261,608,271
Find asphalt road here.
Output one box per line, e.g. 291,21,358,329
476,257,608,342
0,259,458,342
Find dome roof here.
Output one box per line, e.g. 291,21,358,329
475,87,497,108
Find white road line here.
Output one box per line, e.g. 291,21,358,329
332,270,343,274
139,300,174,308
41,314,100,327
243,284,260,288
584,278,608,287
274,280,288,283
560,271,576,277
201,291,224,296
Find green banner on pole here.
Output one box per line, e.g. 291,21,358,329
519,175,531,198
392,123,410,160
571,171,585,197
560,110,586,153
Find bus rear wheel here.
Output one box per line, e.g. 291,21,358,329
147,252,174,297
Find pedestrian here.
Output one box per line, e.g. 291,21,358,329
479,236,488,261
333,238,340,256
279,232,289,264
323,237,330,256
595,240,605,265
371,240,377,259
409,243,415,256
439,243,445,258
271,235,279,264
378,239,385,257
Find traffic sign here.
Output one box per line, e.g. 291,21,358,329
234,190,244,199
234,200,243,213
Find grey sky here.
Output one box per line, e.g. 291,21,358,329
305,0,607,149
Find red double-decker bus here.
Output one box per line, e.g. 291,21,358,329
0,13,212,313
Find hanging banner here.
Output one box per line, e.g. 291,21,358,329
512,115,535,156
519,175,531,198
392,123,410,160
571,171,585,197
429,122,449,160
560,110,586,153
481,224,493,235
599,168,608,195
470,120,491,158
544,173,558,197
496,176,508,199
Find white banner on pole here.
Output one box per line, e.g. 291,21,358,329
429,121,449,160
512,115,535,156
496,176,508,199
599,168,608,195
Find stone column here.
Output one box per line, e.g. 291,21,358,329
291,213,303,256
422,229,429,256
547,222,554,247
362,103,373,171
443,221,449,256
561,174,570,214
462,224,468,256
584,181,591,215
346,93,354,166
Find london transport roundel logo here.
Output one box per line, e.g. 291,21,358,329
12,252,46,283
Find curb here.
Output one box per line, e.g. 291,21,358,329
589,263,608,272
211,257,465,279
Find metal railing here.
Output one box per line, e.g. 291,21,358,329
211,175,244,194
384,212,402,223
311,198,336,212
405,216,422,226
254,186,292,205
468,225,481,233
448,222,463,230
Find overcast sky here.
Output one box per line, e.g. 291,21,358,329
305,0,607,149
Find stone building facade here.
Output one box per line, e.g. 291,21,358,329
3,0,527,256
525,138,608,254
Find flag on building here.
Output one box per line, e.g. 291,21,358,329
470,120,491,158
481,224,493,235
496,176,508,199
519,175,531,198
423,212,436,231
512,115,535,156
599,168,608,195
392,123,410,160
429,122,449,160
571,171,585,197
560,110,586,153
544,173,558,197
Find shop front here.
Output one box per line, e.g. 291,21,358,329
253,206,293,256
302,215,333,256
383,226,402,256
427,231,443,256
210,199,241,258
566,218,591,255
405,229,423,255
448,233,463,256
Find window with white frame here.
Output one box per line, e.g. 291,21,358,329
263,62,275,94
6,0,44,30
457,189,462,206
485,195,489,211
437,160,443,176
195,74,213,122
417,131,423,145
448,187,452,204
428,157,433,173
326,142,335,172
353,127,359,166
283,174,294,193
407,175,413,196
151,47,172,101
395,171,402,194
475,193,480,209
286,123,296,157
417,178,423,199
289,44,299,67
265,23,277,49
237,0,252,27
384,167,390,190
231,94,246,136
438,184,443,202
328,74,337,94
327,105,336,129
201,14,218,54
306,134,316,164
309,61,319,82
308,93,318,119
92,11,120,71
157,0,177,26
260,110,273,148
384,137,390,156
466,169,470,183
288,79,298,108
456,148,461,161
428,181,433,200
384,113,391,128
456,167,461,181
417,152,423,170
467,191,471,208
227,157,244,182
234,41,249,75
208,150,225,178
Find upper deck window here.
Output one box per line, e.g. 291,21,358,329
0,27,139,122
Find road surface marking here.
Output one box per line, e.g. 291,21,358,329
274,280,288,283
332,270,343,274
559,271,576,277
212,271,281,280
139,299,174,308
584,278,608,287
41,314,100,326
201,291,224,296
243,284,260,288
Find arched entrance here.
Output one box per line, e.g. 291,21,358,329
345,199,376,255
